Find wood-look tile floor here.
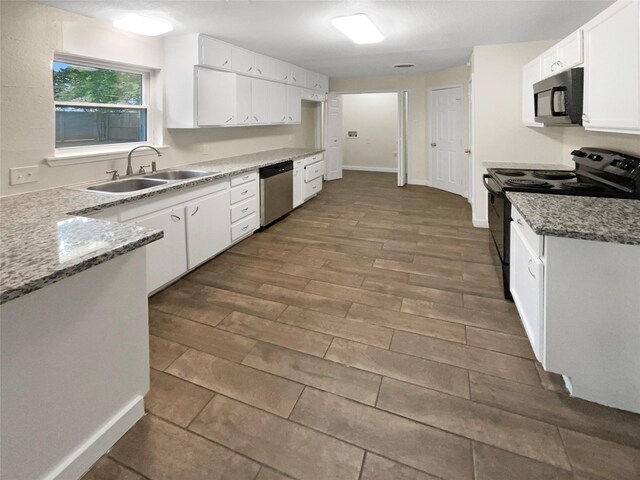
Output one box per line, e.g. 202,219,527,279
83,172,640,480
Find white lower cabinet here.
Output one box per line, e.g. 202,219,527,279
134,207,188,294
229,169,260,242
303,154,325,200
186,189,231,269
510,221,544,362
293,159,305,208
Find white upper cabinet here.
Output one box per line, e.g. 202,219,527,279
583,1,640,133
274,60,290,83
316,73,329,92
540,30,583,78
236,75,252,125
251,79,270,124
288,64,305,86
305,70,318,89
196,68,237,126
269,82,287,123
255,54,275,80
522,57,543,126
232,47,255,75
286,86,302,123
200,36,233,70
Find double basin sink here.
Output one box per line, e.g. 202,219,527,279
84,169,218,194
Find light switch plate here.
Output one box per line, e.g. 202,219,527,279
10,166,39,185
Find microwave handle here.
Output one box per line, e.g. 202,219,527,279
550,86,567,116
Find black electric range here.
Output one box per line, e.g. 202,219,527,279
483,147,640,299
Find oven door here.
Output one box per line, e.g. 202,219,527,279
483,174,512,299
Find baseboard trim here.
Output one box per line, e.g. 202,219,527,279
408,178,431,186
44,395,145,480
343,166,398,173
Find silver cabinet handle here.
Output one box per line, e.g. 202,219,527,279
242,225,249,231
557,60,564,68
244,116,249,122
223,60,229,66
190,206,199,217
281,116,286,121
430,143,437,147
527,259,536,279
284,75,288,80
248,66,253,72
171,214,181,222
289,116,293,121
312,186,317,190
517,219,523,226
292,76,297,83
257,68,262,74
242,207,249,212
226,116,233,123
582,113,590,124
253,116,259,122
242,175,249,180
241,190,249,195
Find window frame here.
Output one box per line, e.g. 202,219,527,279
53,55,153,156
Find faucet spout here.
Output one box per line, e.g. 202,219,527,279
127,145,162,176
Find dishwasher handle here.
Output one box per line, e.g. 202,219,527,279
260,161,293,179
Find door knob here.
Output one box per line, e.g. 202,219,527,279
430,143,437,147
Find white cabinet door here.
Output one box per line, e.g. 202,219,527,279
274,60,290,83
305,70,318,90
186,189,231,269
233,47,255,75
196,68,237,126
255,54,275,80
286,86,302,123
236,75,252,125
583,1,640,133
540,47,559,78
557,30,583,71
288,65,305,86
200,36,232,70
293,165,304,208
135,208,188,294
269,82,287,123
510,222,544,363
522,57,543,126
251,79,270,124
316,73,329,92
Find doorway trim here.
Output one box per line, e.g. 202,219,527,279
427,84,465,196
327,89,413,186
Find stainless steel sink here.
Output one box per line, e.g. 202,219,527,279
144,170,211,181
86,178,168,193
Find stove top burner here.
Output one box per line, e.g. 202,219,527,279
505,178,552,188
498,170,527,177
532,171,577,180
560,182,605,191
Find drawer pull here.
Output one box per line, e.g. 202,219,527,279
241,190,249,195
242,225,249,231
171,214,181,222
242,175,249,180
527,259,536,279
242,207,249,213
312,186,317,190
517,219,523,226
190,206,199,217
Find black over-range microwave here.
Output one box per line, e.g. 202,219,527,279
533,67,584,126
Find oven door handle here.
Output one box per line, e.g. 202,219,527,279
483,174,502,196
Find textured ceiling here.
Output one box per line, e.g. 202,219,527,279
39,0,614,78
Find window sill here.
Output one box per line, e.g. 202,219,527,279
44,145,170,167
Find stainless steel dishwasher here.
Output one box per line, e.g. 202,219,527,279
260,160,293,226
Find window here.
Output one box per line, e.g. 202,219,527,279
53,58,150,150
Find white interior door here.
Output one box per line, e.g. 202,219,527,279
397,91,408,186
325,93,343,180
429,86,464,195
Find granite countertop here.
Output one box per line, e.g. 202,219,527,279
507,192,640,245
0,147,323,304
482,161,574,170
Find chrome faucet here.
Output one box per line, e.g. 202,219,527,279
127,146,162,176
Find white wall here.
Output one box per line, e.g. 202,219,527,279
342,93,398,172
0,1,317,196
330,65,470,186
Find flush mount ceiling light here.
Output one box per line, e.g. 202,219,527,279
331,14,384,44
113,14,173,36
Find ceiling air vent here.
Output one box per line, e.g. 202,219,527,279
393,63,415,69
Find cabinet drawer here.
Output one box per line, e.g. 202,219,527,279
294,159,304,168
231,213,259,241
230,181,258,204
230,196,258,223
231,170,258,187
304,176,322,199
511,207,543,256
305,160,325,182
304,153,324,167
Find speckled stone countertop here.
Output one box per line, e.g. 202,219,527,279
482,161,573,170
507,192,640,245
0,147,323,304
